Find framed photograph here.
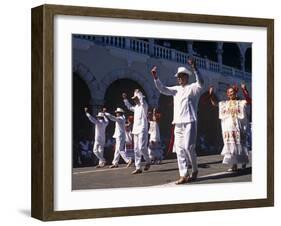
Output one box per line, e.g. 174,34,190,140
31,4,274,221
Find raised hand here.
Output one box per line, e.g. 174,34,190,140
151,66,158,79
102,107,107,113
84,107,88,113
187,58,197,70
122,93,127,99
241,83,247,90
209,86,214,95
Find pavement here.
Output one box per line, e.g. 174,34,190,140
72,153,252,190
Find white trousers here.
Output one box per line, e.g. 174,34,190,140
148,142,163,161
133,132,151,170
174,122,198,177
112,137,130,165
93,142,106,164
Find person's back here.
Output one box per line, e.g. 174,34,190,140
94,119,108,144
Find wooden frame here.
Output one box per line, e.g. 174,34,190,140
31,4,274,221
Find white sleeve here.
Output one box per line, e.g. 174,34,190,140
124,99,135,112
193,70,204,87
154,78,177,96
105,113,117,122
86,113,98,124
218,102,227,120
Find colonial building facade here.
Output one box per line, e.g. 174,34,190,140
73,35,252,155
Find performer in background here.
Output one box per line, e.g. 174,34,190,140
123,89,151,174
151,59,204,184
104,107,133,168
209,84,251,171
148,108,163,164
124,116,134,167
84,108,109,168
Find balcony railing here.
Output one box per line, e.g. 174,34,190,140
74,35,251,80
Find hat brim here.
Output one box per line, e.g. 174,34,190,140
115,110,124,113
174,72,191,77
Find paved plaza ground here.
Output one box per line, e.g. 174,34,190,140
72,153,252,190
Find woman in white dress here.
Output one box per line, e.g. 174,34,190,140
148,108,163,164
209,84,251,171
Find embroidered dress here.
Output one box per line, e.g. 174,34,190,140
219,100,249,164
148,121,163,161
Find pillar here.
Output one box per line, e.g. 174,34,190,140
187,41,194,57
148,38,155,57
216,42,224,72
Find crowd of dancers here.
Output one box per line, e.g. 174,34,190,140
83,59,252,184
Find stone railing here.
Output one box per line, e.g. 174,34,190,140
74,35,251,80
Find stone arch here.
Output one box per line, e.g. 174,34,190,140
193,41,217,62
99,68,159,107
73,59,100,100
222,42,242,69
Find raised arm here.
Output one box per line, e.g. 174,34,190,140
208,86,219,107
104,112,117,121
241,83,252,105
122,93,135,112
188,59,204,86
84,107,98,124
151,66,177,96
102,108,109,124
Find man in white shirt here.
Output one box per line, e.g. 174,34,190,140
151,60,204,184
104,107,133,168
84,108,109,168
123,89,151,174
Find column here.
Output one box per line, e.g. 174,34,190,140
148,38,155,57
125,38,131,49
216,42,223,72
240,56,245,71
186,41,194,57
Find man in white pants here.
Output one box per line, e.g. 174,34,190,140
85,108,109,168
104,107,133,168
151,60,204,184
123,89,151,174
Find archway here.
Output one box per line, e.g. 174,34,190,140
245,48,252,73
99,68,156,107
73,73,92,141
158,94,174,156
193,41,217,62
104,78,148,138
196,91,223,155
222,43,242,69
103,79,148,163
72,73,93,167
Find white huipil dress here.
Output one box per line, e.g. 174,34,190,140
148,120,163,161
219,100,249,165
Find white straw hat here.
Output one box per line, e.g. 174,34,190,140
174,66,192,77
96,112,105,118
131,89,145,99
115,107,124,113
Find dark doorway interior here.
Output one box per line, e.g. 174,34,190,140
72,73,93,167
197,91,223,155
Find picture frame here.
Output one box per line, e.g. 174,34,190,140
31,4,274,221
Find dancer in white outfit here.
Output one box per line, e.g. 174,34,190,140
84,108,109,168
151,59,204,184
148,108,163,164
209,84,251,171
104,107,133,168
124,116,135,164
123,89,151,174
